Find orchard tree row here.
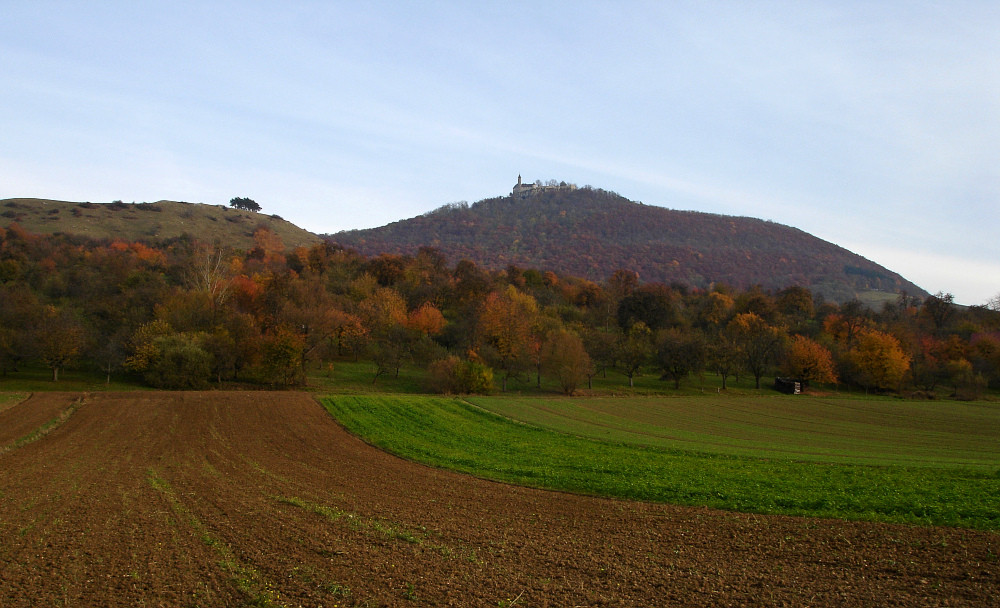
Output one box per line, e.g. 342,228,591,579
1,222,998,396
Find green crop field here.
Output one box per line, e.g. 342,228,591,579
466,395,1000,468
321,394,1000,530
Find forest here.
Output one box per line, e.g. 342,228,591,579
1,221,998,397
331,187,926,302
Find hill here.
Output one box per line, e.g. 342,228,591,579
0,198,322,250
329,186,926,302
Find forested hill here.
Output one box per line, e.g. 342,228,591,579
329,187,926,303
0,198,321,250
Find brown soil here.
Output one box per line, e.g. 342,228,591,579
0,391,997,607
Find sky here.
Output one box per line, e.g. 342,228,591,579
2,2,999,305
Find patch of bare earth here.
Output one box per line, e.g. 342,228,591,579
0,392,996,607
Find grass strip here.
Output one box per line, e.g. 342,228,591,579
276,495,423,544
0,396,83,456
147,469,286,608
320,395,1000,530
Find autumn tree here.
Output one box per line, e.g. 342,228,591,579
734,287,778,324
358,287,408,334
849,329,911,393
0,283,41,375
617,284,678,331
656,328,706,389
184,245,234,317
124,319,174,375
142,333,213,389
405,302,447,336
35,305,85,381
694,291,734,331
358,287,414,383
921,292,955,336
616,322,653,388
707,331,741,390
824,300,870,347
370,325,413,384
581,328,617,388
776,285,815,330
541,329,593,395
727,312,786,389
478,286,539,391
782,335,837,387
328,309,369,360
427,355,493,394
260,326,306,387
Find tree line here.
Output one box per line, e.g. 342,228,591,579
1,222,998,396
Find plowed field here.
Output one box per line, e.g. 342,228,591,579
1,392,997,607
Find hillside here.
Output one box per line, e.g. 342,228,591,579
329,187,926,302
0,198,322,250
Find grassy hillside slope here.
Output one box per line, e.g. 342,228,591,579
1,198,322,250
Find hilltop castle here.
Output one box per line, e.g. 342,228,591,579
511,175,577,198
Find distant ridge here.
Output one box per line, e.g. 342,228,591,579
329,185,926,303
0,198,321,250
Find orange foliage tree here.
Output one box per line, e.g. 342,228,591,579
782,335,837,386
478,286,539,391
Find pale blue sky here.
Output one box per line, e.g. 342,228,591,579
2,2,998,305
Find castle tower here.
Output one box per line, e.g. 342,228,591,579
517,174,522,186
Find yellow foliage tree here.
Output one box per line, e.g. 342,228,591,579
849,329,911,392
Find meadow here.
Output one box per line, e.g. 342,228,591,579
321,393,1000,530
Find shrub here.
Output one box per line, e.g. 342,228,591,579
427,356,493,394
143,334,212,389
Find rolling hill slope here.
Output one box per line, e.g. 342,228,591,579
0,198,321,250
329,186,926,302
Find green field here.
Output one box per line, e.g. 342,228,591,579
321,394,1000,530
467,395,1000,468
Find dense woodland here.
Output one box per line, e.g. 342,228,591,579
1,222,998,397
331,187,925,302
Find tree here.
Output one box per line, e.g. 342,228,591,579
358,287,408,334
369,325,415,384
124,319,173,374
849,329,911,393
617,285,678,331
656,328,706,389
824,300,870,347
35,305,85,381
0,283,41,375
142,333,213,389
922,292,955,335
405,302,447,336
782,335,837,387
707,332,741,390
616,322,653,388
260,326,305,387
229,197,261,212
184,245,234,316
694,291,734,330
541,329,593,395
727,312,786,389
478,286,539,391
581,328,616,388
426,355,494,394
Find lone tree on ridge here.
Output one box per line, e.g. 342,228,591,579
229,197,261,212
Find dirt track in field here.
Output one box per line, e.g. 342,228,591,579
0,392,997,607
